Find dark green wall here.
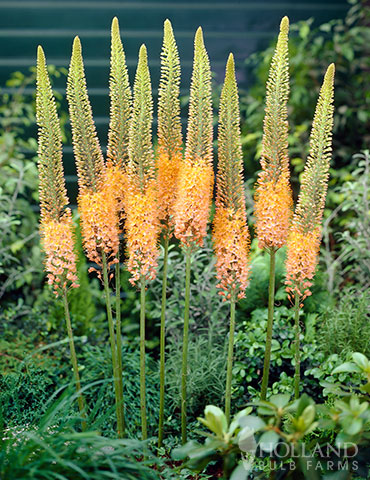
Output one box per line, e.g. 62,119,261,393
0,0,349,201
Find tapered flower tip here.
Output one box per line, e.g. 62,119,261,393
195,26,204,47
226,53,235,75
139,43,148,61
72,36,82,55
111,16,119,32
280,16,289,33
325,63,335,81
37,45,45,62
164,18,173,34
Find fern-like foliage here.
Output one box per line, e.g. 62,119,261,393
107,17,132,170
216,53,244,212
128,44,154,191
260,16,290,183
185,27,213,166
157,19,182,158
67,36,104,192
36,46,68,221
294,64,335,232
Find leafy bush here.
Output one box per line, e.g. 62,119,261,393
316,288,370,358
165,331,227,421
0,391,166,480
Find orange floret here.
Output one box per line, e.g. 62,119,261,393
174,160,214,249
156,151,181,229
78,188,120,271
254,177,292,250
285,227,321,301
125,179,160,285
104,163,128,215
40,208,79,295
213,207,250,300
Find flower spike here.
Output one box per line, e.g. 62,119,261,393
157,19,182,229
67,36,104,193
107,17,132,171
213,53,251,301
286,64,335,302
36,45,78,295
105,17,132,212
254,16,292,251
174,26,214,248
67,36,119,272
125,44,159,285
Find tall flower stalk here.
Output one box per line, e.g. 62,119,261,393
36,46,86,430
125,44,159,440
254,17,293,400
66,36,124,437
213,54,251,423
174,27,213,443
106,17,132,436
157,19,182,447
286,64,335,399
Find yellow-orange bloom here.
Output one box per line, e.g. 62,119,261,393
157,151,181,226
40,209,79,295
213,207,250,300
174,27,213,249
157,20,182,231
285,227,321,302
254,17,292,251
125,180,159,285
78,189,120,272
174,160,213,248
104,164,128,215
254,177,292,250
285,64,335,302
213,54,250,300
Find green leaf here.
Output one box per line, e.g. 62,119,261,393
258,430,280,452
198,405,227,438
332,362,361,374
269,394,291,409
230,463,250,480
352,352,369,370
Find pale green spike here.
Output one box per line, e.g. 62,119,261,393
185,26,213,165
107,17,132,169
36,45,69,220
66,36,104,192
216,53,244,212
128,44,154,191
295,64,335,231
158,18,182,157
261,15,290,181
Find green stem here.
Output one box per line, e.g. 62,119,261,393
294,293,301,399
181,249,192,444
225,297,236,424
102,251,124,438
261,249,276,401
140,279,148,440
158,235,169,447
62,289,87,431
115,257,125,437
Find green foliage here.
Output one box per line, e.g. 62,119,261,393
0,67,67,308
150,238,229,339
316,288,370,358
165,331,227,421
178,390,370,479
0,390,166,480
241,0,369,179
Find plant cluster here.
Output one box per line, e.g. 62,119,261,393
34,12,337,457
